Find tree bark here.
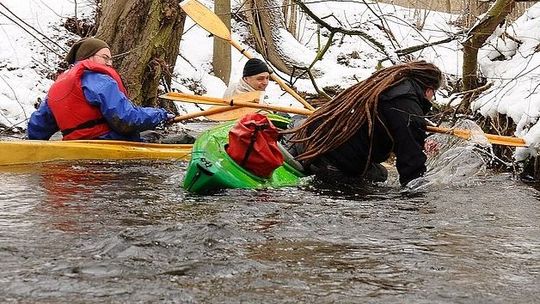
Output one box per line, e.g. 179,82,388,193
213,0,231,84
460,0,515,112
245,0,314,77
463,0,491,28
96,0,186,109
282,0,298,39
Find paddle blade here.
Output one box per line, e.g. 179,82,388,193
205,91,262,121
180,0,231,41
426,126,527,147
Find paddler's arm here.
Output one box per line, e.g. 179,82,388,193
82,72,168,135
380,96,428,186
27,98,59,140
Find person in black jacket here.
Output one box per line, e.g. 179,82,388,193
286,61,443,186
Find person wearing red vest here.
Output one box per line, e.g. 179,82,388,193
27,37,172,141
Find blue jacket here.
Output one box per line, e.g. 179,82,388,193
27,71,168,141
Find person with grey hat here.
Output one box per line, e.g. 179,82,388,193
28,37,174,141
223,58,271,99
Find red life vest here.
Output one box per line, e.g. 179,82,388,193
47,60,128,140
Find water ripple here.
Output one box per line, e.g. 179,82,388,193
0,160,538,303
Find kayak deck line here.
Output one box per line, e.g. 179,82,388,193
0,140,193,166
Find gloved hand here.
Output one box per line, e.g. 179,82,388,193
165,113,175,124
424,138,440,156
158,113,176,128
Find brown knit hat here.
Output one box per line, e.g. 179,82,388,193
65,37,110,64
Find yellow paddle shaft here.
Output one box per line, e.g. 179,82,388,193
162,92,527,147
426,126,526,147
162,92,313,116
171,105,246,122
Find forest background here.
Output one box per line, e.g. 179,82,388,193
1,0,539,171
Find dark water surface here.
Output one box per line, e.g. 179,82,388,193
0,160,538,303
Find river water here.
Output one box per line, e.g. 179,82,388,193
0,156,538,303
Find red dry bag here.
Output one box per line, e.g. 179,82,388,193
226,113,284,177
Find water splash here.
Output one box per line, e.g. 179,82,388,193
407,120,500,191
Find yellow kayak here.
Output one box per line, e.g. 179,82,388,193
0,140,192,166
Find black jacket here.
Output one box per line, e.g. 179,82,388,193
310,79,431,186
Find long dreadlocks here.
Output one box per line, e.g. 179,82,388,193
289,60,443,161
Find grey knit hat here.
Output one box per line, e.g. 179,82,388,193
65,37,110,64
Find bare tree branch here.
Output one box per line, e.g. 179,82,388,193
292,0,387,54
361,0,399,52
0,3,67,54
395,30,466,57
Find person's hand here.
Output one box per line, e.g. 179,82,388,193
158,113,175,128
424,139,440,156
166,113,175,123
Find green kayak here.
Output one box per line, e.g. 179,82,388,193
182,114,306,193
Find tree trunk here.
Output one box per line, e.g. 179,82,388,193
282,0,298,39
460,0,515,112
245,0,316,77
96,0,186,109
212,0,232,85
463,0,491,28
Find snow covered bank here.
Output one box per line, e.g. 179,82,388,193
1,0,539,160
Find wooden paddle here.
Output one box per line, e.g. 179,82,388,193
161,92,313,116
204,91,262,121
426,126,526,147
171,105,250,123
166,91,263,122
162,91,527,147
180,0,315,111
